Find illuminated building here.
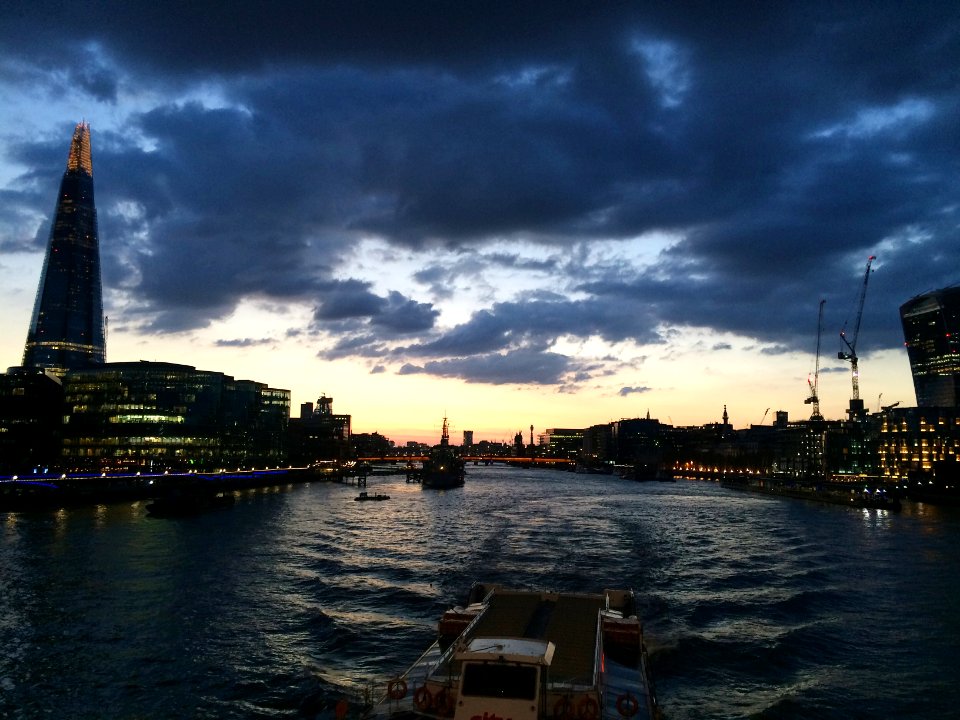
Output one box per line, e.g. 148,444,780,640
541,428,584,458
61,362,289,471
900,286,960,408
878,406,959,485
22,122,105,375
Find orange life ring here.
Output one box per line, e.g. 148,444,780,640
434,688,455,716
387,678,407,700
554,695,575,719
577,696,600,720
414,686,433,711
616,693,639,718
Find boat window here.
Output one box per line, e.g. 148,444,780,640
461,663,538,700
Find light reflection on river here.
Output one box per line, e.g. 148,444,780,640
1,465,958,719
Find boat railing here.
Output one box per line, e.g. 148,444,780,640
433,600,491,669
598,651,655,720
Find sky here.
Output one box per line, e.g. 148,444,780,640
0,2,956,445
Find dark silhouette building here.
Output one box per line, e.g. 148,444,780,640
22,122,105,375
0,368,65,473
900,286,960,408
287,395,352,463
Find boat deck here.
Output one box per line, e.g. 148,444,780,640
468,590,604,685
368,586,658,720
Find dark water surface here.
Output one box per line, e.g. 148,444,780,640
2,466,957,719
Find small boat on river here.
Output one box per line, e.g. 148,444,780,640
356,491,391,501
368,583,660,720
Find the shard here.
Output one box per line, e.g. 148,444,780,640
22,122,106,375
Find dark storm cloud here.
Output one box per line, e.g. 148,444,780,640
1,1,958,384
311,282,438,339
399,297,662,364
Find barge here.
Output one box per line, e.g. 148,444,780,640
368,583,660,720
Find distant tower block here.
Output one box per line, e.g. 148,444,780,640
22,122,105,375
463,430,474,447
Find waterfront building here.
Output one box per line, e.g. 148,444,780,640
900,286,960,408
541,428,585,459
287,395,352,462
877,406,959,484
582,423,614,466
609,416,673,470
462,430,474,448
22,122,105,375
61,361,289,471
351,432,392,457
0,368,65,473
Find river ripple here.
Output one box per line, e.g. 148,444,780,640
1,465,957,719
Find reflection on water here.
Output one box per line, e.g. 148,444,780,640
1,466,958,719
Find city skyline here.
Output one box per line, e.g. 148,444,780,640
1,3,956,444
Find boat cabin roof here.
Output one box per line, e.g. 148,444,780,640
456,637,555,666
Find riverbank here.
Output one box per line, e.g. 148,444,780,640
0,465,341,511
720,477,903,510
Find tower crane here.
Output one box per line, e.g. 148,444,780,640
838,255,876,418
804,299,826,420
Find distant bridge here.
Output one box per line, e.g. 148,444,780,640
357,456,575,466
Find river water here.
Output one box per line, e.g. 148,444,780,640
1,465,957,719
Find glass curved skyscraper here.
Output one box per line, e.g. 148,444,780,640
900,286,960,408
22,122,105,375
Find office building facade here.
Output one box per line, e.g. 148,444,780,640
61,362,289,471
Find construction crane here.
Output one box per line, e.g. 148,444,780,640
804,299,826,420
838,255,876,417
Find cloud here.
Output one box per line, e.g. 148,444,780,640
0,2,958,387
619,386,652,397
413,349,574,385
215,338,272,348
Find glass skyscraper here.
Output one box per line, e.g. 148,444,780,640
22,122,105,375
900,286,960,408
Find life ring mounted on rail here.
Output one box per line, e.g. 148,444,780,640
553,695,575,719
433,688,456,716
387,678,407,700
413,685,433,711
577,695,600,720
616,692,640,718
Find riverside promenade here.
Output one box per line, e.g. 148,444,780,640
0,465,341,511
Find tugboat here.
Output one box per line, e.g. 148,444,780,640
368,583,660,720
356,491,391,501
421,417,465,489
